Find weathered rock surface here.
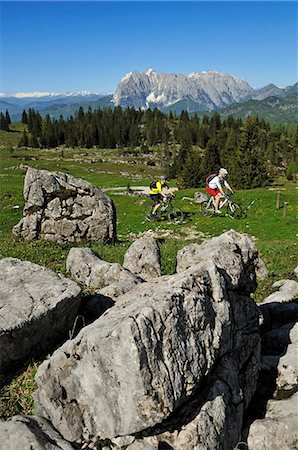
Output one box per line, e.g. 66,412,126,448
12,168,116,244
262,279,298,304
176,230,258,292
0,415,75,450
34,231,260,449
123,236,161,280
247,392,298,450
255,257,268,279
274,343,298,398
194,192,208,204
0,258,81,377
66,247,142,291
244,283,298,449
294,265,298,277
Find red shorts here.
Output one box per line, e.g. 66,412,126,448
206,186,219,197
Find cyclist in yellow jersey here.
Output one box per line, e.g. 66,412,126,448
149,176,170,216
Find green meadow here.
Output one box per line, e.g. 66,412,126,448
1,134,297,300
0,128,297,418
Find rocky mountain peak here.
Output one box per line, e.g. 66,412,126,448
113,68,254,111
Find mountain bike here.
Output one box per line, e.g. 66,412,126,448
144,194,184,224
200,193,243,219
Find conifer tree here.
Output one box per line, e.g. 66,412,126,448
230,116,269,188
22,110,28,124
179,148,202,188
202,139,221,175
0,113,6,130
5,110,11,130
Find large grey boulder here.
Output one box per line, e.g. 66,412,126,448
66,247,142,291
34,232,260,448
12,168,116,244
247,392,298,450
0,258,81,377
176,230,258,293
0,415,75,450
123,236,161,280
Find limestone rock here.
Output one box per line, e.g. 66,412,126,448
262,279,298,304
275,343,298,399
193,192,208,204
12,167,116,244
0,415,75,450
66,247,142,290
34,235,260,446
255,257,268,279
176,230,258,293
294,265,298,277
123,236,161,280
98,281,140,299
0,258,81,377
247,393,298,450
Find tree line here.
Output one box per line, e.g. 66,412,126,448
18,106,298,189
0,110,11,131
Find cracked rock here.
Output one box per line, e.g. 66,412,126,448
12,167,116,244
0,258,81,378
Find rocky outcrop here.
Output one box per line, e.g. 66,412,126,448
0,415,75,450
0,258,81,378
12,168,116,244
176,233,267,281
123,236,161,280
113,68,254,111
246,279,298,449
34,231,260,449
262,279,298,304
66,247,142,292
247,393,298,450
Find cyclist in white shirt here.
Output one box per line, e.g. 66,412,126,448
206,168,234,213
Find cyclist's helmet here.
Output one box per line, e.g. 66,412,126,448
219,168,228,175
160,175,168,181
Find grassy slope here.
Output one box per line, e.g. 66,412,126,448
1,130,297,418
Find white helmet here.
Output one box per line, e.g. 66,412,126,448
219,168,228,175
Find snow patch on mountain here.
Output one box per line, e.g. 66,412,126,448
113,68,254,111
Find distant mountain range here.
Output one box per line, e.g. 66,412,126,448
1,69,297,123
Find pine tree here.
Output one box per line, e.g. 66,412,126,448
22,110,28,124
179,148,202,188
202,139,221,175
0,113,6,130
5,110,11,130
230,116,269,189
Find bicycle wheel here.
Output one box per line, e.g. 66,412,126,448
144,206,154,222
168,207,184,224
227,202,243,219
200,201,214,217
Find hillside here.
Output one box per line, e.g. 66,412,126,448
218,93,298,124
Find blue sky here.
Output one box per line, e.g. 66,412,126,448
1,1,297,94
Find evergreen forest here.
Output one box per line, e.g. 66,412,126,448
18,106,298,189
